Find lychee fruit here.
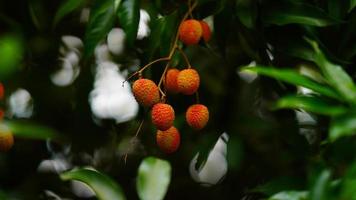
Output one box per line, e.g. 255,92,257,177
151,103,175,131
177,69,200,95
200,21,212,42
132,78,160,107
164,69,180,94
0,126,14,152
186,104,209,130
156,126,180,153
179,19,203,45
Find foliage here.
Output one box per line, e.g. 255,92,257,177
2,0,356,199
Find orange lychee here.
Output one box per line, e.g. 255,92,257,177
0,125,14,152
151,103,175,131
179,19,203,45
200,21,212,42
186,104,209,130
164,69,180,94
132,79,160,107
156,126,180,153
177,69,200,95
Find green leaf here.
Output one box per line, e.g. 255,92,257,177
241,66,340,100
307,39,356,104
4,120,63,141
349,0,356,12
340,162,356,200
274,95,348,116
60,168,126,200
269,191,309,200
0,35,23,80
262,1,340,26
53,0,86,27
84,0,116,57
310,170,331,200
236,0,257,28
136,157,171,200
330,113,356,141
117,0,140,47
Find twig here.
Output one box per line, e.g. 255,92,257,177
177,46,192,68
123,119,145,164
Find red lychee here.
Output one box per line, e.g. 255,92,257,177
151,103,175,131
177,69,200,95
179,19,203,45
186,104,209,130
132,78,160,107
156,126,180,153
200,20,212,42
164,69,180,94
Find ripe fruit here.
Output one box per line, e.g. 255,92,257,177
179,19,203,45
156,126,180,153
0,125,14,152
186,104,209,130
177,69,200,95
200,21,212,42
164,69,180,94
151,103,175,131
132,79,160,107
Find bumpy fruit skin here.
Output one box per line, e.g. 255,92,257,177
186,104,209,130
132,79,160,107
156,126,180,153
0,128,14,152
200,21,212,42
177,69,200,95
179,19,203,45
164,69,180,94
151,103,175,131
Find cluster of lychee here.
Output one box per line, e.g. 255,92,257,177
0,83,14,152
131,19,212,154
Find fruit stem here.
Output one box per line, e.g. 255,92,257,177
177,46,192,68
123,119,145,164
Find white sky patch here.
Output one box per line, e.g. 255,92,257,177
137,9,150,40
107,28,126,55
8,88,33,118
190,133,229,186
89,61,138,124
52,36,82,87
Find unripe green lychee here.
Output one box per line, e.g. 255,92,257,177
164,69,180,94
132,79,160,107
186,104,209,130
151,103,175,131
156,126,180,153
0,125,14,152
200,20,212,42
179,19,203,45
177,69,200,95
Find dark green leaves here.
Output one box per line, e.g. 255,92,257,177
117,0,140,47
136,157,171,200
84,0,116,57
60,168,126,200
274,95,348,116
241,66,340,99
4,121,63,141
330,113,356,141
308,39,356,104
310,170,332,200
0,35,23,79
53,0,86,27
236,0,257,28
262,1,340,26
